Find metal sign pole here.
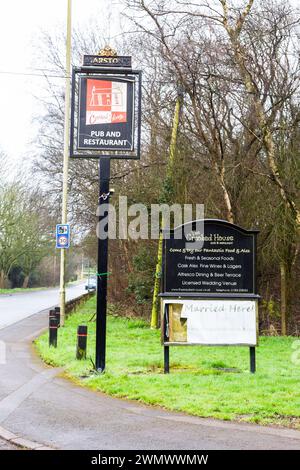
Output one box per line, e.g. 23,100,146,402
95,157,111,372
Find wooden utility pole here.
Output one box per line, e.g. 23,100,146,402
59,0,72,326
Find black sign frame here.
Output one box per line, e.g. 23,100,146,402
70,66,142,159
160,219,259,299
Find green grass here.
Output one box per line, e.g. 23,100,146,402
0,286,49,295
0,279,84,295
35,297,300,429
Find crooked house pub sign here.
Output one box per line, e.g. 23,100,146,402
160,219,259,373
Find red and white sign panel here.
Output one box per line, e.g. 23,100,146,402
86,79,127,125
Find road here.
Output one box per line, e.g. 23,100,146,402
0,283,86,330
0,287,300,450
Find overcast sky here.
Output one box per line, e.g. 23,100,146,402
0,0,299,174
0,0,122,170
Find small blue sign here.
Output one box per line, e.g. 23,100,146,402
56,224,70,249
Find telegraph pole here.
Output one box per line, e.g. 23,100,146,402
59,0,72,326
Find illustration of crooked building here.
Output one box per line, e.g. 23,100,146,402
89,85,123,108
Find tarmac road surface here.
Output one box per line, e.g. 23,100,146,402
0,289,300,450
0,283,86,330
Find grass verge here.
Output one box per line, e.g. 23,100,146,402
0,281,80,295
35,296,300,429
0,287,49,295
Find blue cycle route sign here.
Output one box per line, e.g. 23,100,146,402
56,224,70,249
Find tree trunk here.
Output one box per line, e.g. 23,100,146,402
0,270,6,289
151,232,163,329
280,262,287,335
22,275,30,289
150,94,182,329
226,27,300,230
218,166,234,223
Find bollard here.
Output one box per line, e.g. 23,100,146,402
54,307,61,327
49,308,60,327
49,312,58,347
49,309,56,324
76,325,88,360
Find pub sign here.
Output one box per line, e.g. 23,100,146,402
78,76,134,151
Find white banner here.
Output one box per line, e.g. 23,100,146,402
163,299,257,345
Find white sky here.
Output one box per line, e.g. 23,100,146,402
0,0,122,170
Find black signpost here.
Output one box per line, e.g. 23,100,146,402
95,157,110,372
70,50,142,372
160,219,259,374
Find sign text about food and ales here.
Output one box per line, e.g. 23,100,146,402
162,220,258,295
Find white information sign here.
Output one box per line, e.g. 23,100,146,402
163,299,257,346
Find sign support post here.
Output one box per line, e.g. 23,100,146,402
95,157,111,372
163,304,170,374
164,347,170,374
250,346,256,373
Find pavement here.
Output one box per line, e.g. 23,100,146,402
0,437,18,450
0,287,300,450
